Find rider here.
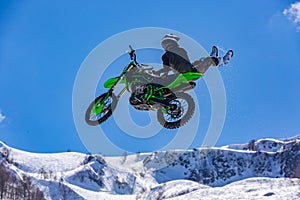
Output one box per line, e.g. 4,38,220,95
153,34,196,76
129,34,233,107
153,34,233,76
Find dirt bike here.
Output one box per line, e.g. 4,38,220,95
85,46,208,129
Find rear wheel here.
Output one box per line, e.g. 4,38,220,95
157,93,195,129
85,92,118,126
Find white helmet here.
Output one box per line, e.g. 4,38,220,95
161,34,180,50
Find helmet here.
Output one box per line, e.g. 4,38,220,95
161,34,180,50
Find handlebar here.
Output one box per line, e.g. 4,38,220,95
128,45,138,65
128,45,154,74
129,45,134,51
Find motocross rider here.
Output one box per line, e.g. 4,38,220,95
153,34,233,75
129,34,233,107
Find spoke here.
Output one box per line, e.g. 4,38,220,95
163,97,189,123
89,97,113,121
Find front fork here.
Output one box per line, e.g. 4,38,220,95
95,87,126,115
107,87,126,100
117,88,127,99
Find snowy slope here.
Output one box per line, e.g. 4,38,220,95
162,178,300,200
0,136,299,200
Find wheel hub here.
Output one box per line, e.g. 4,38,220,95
167,101,182,117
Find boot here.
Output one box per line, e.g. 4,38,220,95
210,46,219,58
223,50,233,64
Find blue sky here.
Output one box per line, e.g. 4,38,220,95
1,0,300,154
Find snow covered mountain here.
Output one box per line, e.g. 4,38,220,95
0,136,299,200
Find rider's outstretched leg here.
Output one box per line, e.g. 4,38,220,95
218,50,234,66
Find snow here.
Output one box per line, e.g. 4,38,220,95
105,153,150,173
66,182,135,200
167,178,300,200
9,147,86,173
0,136,300,199
221,137,295,153
146,180,209,200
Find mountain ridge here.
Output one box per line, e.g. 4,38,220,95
0,136,299,199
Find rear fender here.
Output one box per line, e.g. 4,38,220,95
167,72,202,90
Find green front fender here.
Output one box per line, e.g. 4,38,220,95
104,77,119,88
103,77,126,88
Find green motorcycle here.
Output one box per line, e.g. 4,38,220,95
85,46,204,129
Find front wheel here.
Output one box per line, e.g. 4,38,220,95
85,92,118,126
157,93,195,129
